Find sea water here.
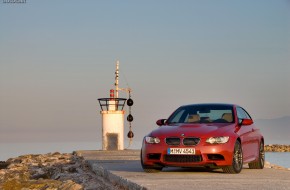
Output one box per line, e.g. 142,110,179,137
265,152,290,168
0,142,289,168
0,142,100,160
0,141,142,161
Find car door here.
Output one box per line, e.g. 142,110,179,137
240,107,260,160
236,107,257,162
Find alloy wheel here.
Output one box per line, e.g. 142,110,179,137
233,141,243,171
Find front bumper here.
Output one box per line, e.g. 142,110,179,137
141,138,235,168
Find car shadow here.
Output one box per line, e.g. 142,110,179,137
89,159,254,174
89,159,227,174
162,167,224,173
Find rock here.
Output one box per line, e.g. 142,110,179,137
264,161,271,168
0,161,9,170
0,152,120,190
31,168,50,180
264,144,290,152
59,180,83,190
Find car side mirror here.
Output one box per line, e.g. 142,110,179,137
240,119,253,126
156,119,167,126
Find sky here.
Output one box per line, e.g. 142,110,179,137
0,0,289,144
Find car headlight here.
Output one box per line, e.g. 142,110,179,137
145,136,160,144
206,136,229,144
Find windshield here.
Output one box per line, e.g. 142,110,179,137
167,104,234,124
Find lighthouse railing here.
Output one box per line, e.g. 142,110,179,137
98,98,127,111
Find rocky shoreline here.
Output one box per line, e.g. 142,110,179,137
0,152,122,190
264,144,290,152
264,161,290,171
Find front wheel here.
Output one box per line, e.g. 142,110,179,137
222,140,243,174
248,141,265,169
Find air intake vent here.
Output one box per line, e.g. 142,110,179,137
164,155,202,163
183,137,200,146
165,138,180,146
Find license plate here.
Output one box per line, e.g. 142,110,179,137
167,148,195,155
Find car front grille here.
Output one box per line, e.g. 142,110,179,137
183,137,200,146
165,137,200,146
164,155,202,163
165,138,180,146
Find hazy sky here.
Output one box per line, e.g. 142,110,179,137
0,0,289,143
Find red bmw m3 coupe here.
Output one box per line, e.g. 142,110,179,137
141,103,265,173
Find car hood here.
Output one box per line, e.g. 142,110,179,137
149,123,236,138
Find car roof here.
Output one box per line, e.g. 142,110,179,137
179,103,238,108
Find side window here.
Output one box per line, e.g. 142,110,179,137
241,107,252,119
236,107,251,123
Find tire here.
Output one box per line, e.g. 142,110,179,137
248,141,265,169
222,140,243,174
140,150,163,173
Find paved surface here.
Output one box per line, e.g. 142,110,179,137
75,150,290,190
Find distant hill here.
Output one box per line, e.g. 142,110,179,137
255,116,290,145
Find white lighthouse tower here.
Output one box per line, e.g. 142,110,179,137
98,61,132,150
